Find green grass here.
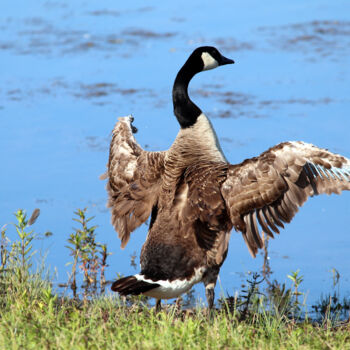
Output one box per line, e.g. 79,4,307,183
1,209,350,349
0,287,350,350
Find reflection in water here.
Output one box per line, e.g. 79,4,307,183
261,234,272,286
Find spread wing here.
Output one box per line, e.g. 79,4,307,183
221,141,350,257
101,116,165,248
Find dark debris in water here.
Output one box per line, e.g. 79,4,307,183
1,74,339,118
84,136,109,152
87,198,109,213
43,1,68,10
194,89,255,107
171,17,186,23
88,10,120,17
136,7,154,13
194,88,264,119
259,20,350,60
193,86,337,119
188,37,253,52
213,110,267,120
122,29,177,39
0,13,177,57
74,83,156,102
1,78,157,106
88,6,154,17
23,17,50,27
214,37,254,51
259,97,333,106
219,137,246,147
1,72,340,120
35,198,52,204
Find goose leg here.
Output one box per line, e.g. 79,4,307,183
203,267,219,313
155,299,162,312
205,283,215,311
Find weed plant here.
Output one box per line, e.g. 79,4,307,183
65,208,110,300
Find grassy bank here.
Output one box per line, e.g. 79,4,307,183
1,209,349,349
1,290,350,349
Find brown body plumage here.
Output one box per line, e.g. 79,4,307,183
102,47,350,309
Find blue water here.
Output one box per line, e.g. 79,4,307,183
1,0,350,306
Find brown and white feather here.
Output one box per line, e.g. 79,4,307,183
221,141,350,257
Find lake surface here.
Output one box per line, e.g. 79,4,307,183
1,0,350,307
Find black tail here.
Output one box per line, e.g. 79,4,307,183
111,275,159,296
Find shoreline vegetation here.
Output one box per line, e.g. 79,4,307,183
1,209,349,349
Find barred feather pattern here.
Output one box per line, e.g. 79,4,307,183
221,141,350,257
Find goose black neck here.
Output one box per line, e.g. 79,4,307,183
172,62,202,129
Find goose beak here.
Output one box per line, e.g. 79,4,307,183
219,55,235,66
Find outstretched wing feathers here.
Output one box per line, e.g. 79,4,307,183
222,141,350,257
102,116,165,248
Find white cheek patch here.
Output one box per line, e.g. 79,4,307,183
201,52,219,71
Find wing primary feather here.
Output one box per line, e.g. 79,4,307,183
333,168,344,181
280,198,293,222
304,164,318,195
342,169,350,181
251,211,263,248
340,168,350,180
242,232,257,258
284,191,299,214
306,163,317,179
324,168,336,180
316,164,329,180
341,169,350,181
268,206,285,228
286,181,305,206
330,168,340,180
243,215,258,255
257,208,274,238
312,163,324,180
275,202,289,222
303,163,312,179
262,206,280,234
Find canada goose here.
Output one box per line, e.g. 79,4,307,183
102,46,350,310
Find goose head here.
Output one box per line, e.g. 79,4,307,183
187,46,234,73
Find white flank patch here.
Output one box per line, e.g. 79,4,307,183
135,267,205,299
201,52,219,71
